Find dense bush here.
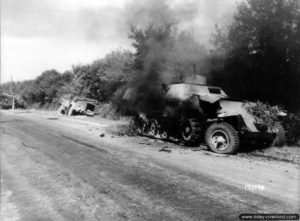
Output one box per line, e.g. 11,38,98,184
1,0,298,139
1,50,133,109
72,50,134,102
244,101,300,146
95,103,121,120
243,101,285,129
209,0,300,110
18,70,74,106
282,112,300,146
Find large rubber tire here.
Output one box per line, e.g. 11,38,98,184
181,119,201,146
205,122,239,154
134,116,147,135
147,119,158,137
158,121,169,140
270,122,286,147
159,129,169,140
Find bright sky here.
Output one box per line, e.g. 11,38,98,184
1,0,240,83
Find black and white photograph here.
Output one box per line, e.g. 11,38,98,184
0,0,299,220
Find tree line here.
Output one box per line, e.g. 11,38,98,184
1,0,299,112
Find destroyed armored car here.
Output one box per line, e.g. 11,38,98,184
58,95,98,116
124,83,286,154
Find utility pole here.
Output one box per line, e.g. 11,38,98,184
11,74,15,111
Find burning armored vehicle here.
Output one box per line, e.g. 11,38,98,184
58,95,98,116
124,83,286,154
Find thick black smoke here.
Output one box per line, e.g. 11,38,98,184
123,0,211,115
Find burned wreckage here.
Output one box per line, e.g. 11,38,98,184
123,83,286,154
58,95,98,116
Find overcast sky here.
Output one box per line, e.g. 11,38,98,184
1,0,241,83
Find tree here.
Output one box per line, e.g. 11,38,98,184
129,24,209,84
129,23,176,71
209,0,300,110
19,69,65,105
72,49,134,102
34,70,63,103
167,31,209,82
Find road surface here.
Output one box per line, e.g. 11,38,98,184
1,110,299,220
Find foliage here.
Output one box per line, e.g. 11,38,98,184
209,0,300,111
111,86,128,111
1,49,133,110
243,101,285,129
282,111,300,145
72,49,134,102
19,69,74,106
95,103,121,120
166,31,209,82
0,80,34,96
129,24,209,83
2,0,299,129
129,23,176,71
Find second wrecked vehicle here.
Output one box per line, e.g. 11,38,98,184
58,95,98,116
123,83,286,154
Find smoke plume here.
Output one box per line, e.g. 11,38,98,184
123,0,214,115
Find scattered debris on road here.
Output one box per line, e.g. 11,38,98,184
106,124,136,137
47,117,58,120
159,146,172,153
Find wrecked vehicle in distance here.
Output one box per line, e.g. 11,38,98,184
58,95,98,116
123,83,286,154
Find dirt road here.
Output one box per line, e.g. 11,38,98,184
1,110,299,221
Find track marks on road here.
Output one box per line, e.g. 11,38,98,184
60,135,109,154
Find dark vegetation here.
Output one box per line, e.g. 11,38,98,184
1,0,299,144
209,0,300,112
242,102,285,129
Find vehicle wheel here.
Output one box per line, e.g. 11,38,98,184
147,119,158,137
67,106,74,116
270,122,286,147
181,119,201,146
159,129,169,139
134,117,147,135
205,122,239,154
